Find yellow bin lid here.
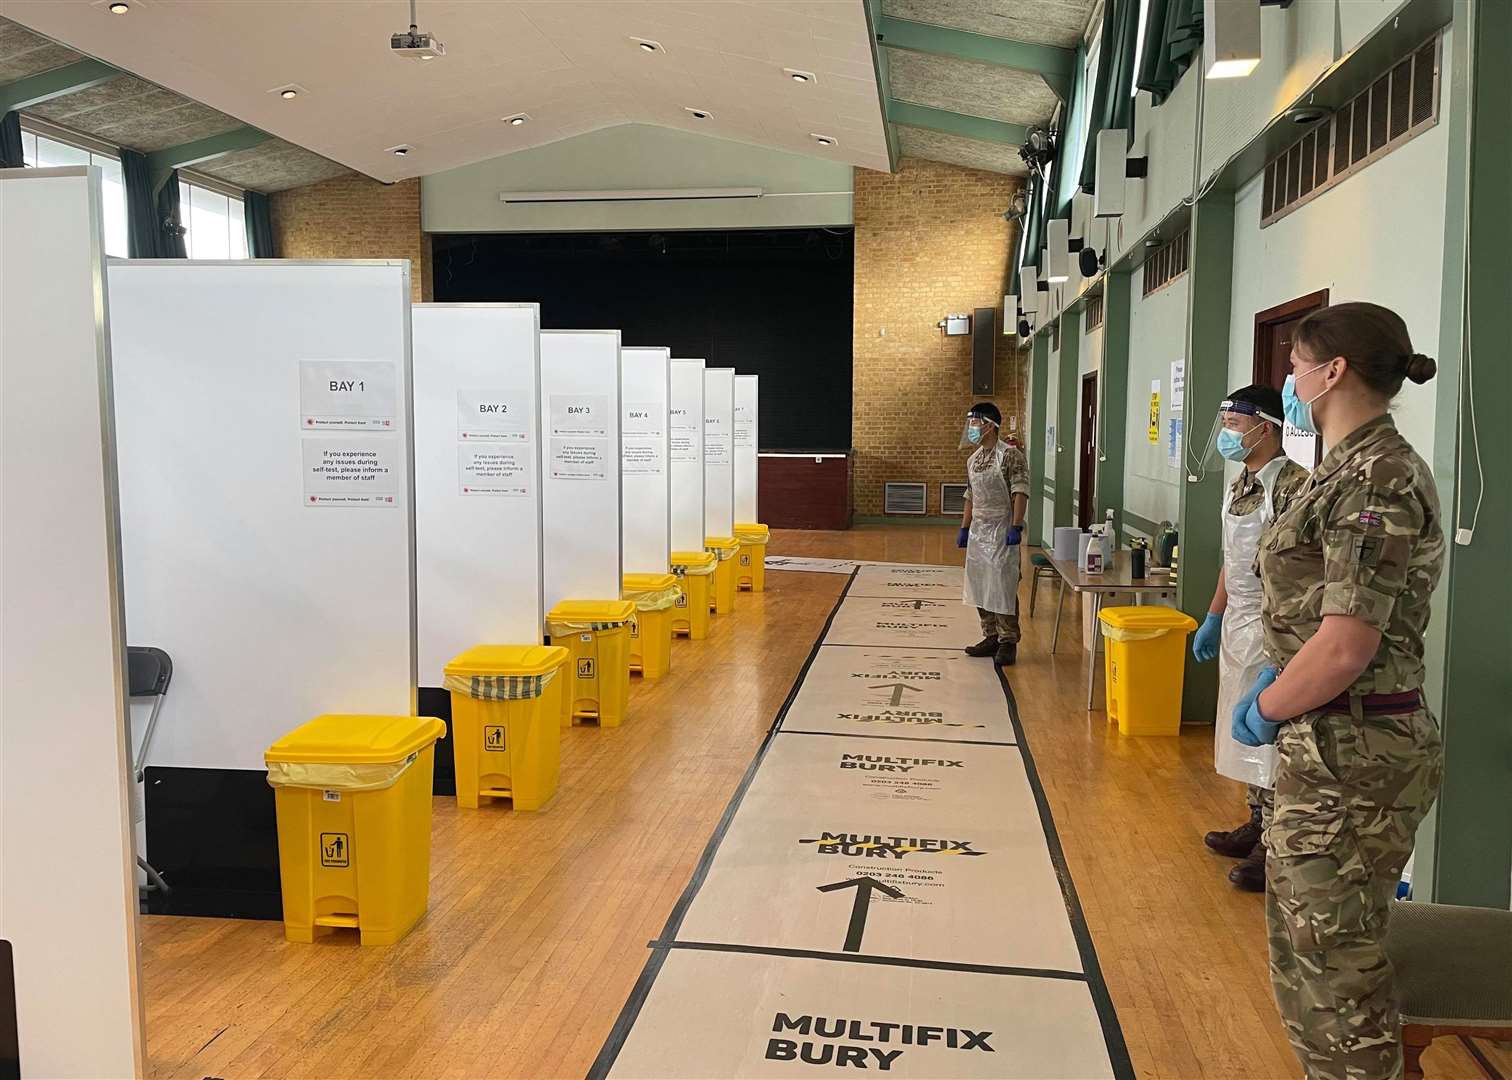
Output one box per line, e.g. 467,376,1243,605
623,572,677,591
266,713,446,766
705,535,739,553
1098,606,1198,632
734,523,769,541
547,599,638,623
670,550,717,568
445,644,568,678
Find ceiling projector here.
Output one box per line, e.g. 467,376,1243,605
391,27,444,59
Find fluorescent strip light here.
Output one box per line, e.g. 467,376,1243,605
1207,58,1261,78
499,187,763,204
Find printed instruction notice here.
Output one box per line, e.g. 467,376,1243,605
458,389,529,441
1148,380,1161,443
706,413,732,466
734,402,756,447
671,409,700,463
460,444,531,496
1170,360,1186,413
623,402,664,439
624,440,665,477
550,438,608,481
302,438,399,507
300,360,397,430
549,394,608,438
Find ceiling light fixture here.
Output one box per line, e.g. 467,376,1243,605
684,107,712,120
631,37,664,54
811,133,836,147
108,2,130,13
504,113,529,126
280,89,298,99
387,144,413,157
784,68,816,85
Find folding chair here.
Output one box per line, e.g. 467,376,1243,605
127,646,173,895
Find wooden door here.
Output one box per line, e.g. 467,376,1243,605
1254,291,1328,465
1078,372,1098,528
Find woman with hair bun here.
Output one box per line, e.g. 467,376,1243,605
1229,301,1445,1080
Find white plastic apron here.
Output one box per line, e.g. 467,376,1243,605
962,444,1020,615
1214,457,1284,788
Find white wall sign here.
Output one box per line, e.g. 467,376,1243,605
550,393,609,437
671,409,701,462
460,443,531,495
704,367,736,539
300,359,397,430
302,437,400,506
550,437,609,480
624,401,665,438
624,441,665,477
457,388,529,441
733,373,759,523
1170,359,1185,413
669,359,707,553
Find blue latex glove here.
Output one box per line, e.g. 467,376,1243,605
1192,612,1223,662
956,526,970,549
1231,667,1281,747
1005,524,1023,546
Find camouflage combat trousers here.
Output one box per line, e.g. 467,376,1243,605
1265,705,1443,1080
976,608,1021,644
1247,783,1275,833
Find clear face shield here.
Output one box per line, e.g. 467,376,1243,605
960,414,1000,450
1192,400,1282,480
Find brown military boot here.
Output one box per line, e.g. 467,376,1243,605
965,635,999,657
1204,807,1262,858
1228,844,1266,892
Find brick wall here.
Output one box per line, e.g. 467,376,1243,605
852,157,1027,518
269,175,432,301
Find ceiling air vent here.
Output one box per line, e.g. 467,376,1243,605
883,482,927,516
940,483,968,516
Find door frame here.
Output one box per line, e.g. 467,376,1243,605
1252,289,1329,385
1077,371,1098,528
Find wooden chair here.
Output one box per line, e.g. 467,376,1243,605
1385,900,1512,1079
1028,551,1058,616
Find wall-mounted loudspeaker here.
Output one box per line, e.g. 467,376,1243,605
1094,129,1150,218
1003,294,1017,335
1079,247,1100,278
971,306,995,394
1019,265,1039,312
1045,218,1070,283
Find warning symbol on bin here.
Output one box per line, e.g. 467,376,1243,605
740,554,751,566
484,725,506,752
675,593,688,608
320,832,350,868
577,657,595,679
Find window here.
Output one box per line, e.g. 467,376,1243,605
1261,32,1441,228
1131,0,1151,98
179,180,248,259
1142,228,1189,296
1085,293,1105,331
21,127,128,257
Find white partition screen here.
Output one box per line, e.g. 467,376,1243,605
413,304,543,682
704,367,736,540
669,359,707,553
733,373,759,524
621,346,671,575
108,260,416,771
540,330,622,609
1,167,144,1078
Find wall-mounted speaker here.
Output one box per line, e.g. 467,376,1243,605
1045,218,1070,283
971,306,996,394
1094,128,1128,217
1020,265,1039,312
1003,294,1017,334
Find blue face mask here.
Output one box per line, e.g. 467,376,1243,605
1216,427,1254,461
1283,362,1333,435
966,425,985,445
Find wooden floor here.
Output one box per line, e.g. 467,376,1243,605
140,526,1507,1080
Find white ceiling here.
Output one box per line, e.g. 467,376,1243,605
5,0,893,182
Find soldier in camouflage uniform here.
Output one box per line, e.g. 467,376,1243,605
1234,304,1444,1080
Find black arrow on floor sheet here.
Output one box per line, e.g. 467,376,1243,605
867,682,922,706
816,876,904,952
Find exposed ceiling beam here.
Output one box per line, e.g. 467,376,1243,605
887,100,1028,147
864,0,899,173
146,125,271,191
0,58,119,112
875,16,1075,101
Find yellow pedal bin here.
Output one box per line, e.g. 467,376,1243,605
622,572,680,679
734,523,770,592
443,645,568,810
265,713,446,947
705,535,740,615
669,551,716,640
547,599,637,728
1098,606,1199,737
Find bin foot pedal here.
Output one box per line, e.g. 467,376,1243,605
314,913,360,929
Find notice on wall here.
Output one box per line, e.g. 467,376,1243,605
623,402,664,439
459,443,531,497
457,389,529,442
300,360,397,430
705,432,732,466
1148,379,1161,443
1170,360,1185,413
670,408,699,463
733,402,756,448
550,437,608,481
302,437,399,507
1167,416,1183,471
623,440,665,477
549,394,608,438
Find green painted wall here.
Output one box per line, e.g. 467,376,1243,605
1054,320,1079,529
1099,273,1132,542
1027,334,1050,547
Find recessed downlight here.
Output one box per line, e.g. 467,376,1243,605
684,107,712,120
811,133,837,147
503,113,529,126
269,83,307,101
785,68,816,85
108,2,130,13
280,88,298,99
631,37,664,54
386,144,413,157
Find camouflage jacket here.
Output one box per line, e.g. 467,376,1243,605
1227,456,1310,518
1257,415,1444,695
965,442,1031,501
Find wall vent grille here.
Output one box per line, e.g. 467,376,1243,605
883,481,927,515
